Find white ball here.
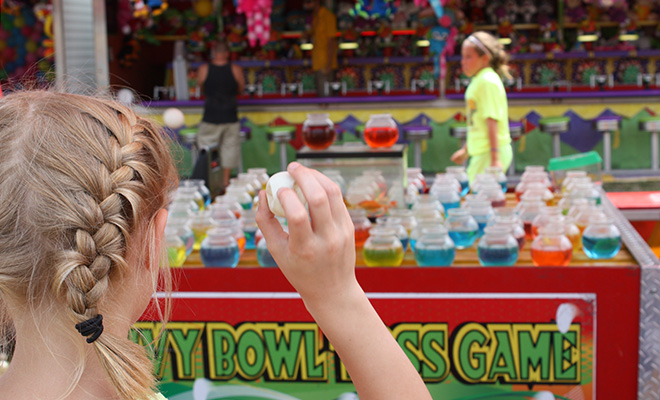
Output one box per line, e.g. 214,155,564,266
266,171,307,218
556,303,578,334
116,88,135,105
534,391,556,400
163,107,185,129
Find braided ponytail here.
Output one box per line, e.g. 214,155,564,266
469,31,512,81
0,91,177,399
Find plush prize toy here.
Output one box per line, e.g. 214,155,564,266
33,3,54,58
236,0,273,46
519,0,537,24
429,15,457,84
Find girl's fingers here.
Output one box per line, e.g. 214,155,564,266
255,191,289,260
277,186,314,245
287,163,335,235
307,168,353,232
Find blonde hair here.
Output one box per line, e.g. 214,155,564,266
0,91,178,399
465,31,512,81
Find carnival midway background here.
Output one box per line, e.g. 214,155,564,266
135,289,594,400
156,102,660,178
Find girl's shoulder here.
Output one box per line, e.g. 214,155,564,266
480,68,502,83
473,69,504,90
149,393,167,400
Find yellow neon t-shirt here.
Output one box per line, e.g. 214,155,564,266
465,67,511,156
311,6,338,71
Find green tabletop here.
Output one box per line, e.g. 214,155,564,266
266,125,296,134
539,116,570,124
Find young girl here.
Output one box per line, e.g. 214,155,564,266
451,31,513,183
0,91,431,400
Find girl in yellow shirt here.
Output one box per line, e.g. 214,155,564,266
451,31,513,183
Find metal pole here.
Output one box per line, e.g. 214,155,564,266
92,0,109,88
414,142,422,169
508,143,516,176
652,132,659,171
603,131,612,172
279,142,288,171
553,134,562,159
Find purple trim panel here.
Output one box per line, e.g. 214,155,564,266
144,95,438,108
446,90,660,100
403,125,432,132
595,115,623,121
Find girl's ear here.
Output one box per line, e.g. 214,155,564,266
149,209,169,271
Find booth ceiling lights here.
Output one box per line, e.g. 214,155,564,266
578,34,599,42
619,34,639,42
498,38,512,45
300,43,313,50
339,42,359,50
417,40,430,47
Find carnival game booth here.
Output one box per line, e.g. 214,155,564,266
138,197,659,400
139,149,660,400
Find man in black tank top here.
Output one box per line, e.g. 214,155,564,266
196,41,246,189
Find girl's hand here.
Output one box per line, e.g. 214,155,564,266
256,162,432,400
451,147,468,164
256,162,358,306
491,159,503,169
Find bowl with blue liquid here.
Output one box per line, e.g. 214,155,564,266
414,226,455,266
467,200,494,238
446,166,469,197
444,208,479,249
582,215,621,259
477,226,519,267
200,228,240,268
257,238,278,267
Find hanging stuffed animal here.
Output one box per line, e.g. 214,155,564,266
147,0,168,16
351,0,396,20
236,0,273,47
132,0,167,18
429,15,457,83
33,3,54,58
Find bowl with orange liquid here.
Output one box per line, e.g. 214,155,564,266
364,114,399,149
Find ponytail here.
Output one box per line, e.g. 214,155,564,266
469,31,512,81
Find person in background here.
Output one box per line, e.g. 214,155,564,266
197,41,246,189
0,91,432,400
304,0,337,97
450,31,513,183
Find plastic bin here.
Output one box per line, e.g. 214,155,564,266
548,151,603,190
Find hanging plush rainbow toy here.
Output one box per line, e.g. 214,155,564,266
427,0,457,81
350,0,396,19
132,0,168,18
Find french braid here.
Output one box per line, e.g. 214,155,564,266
0,91,177,399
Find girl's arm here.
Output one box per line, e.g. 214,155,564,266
256,163,432,400
487,117,501,168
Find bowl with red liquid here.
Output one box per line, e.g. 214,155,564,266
302,113,336,150
364,114,399,149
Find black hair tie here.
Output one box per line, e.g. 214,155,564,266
75,314,104,343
